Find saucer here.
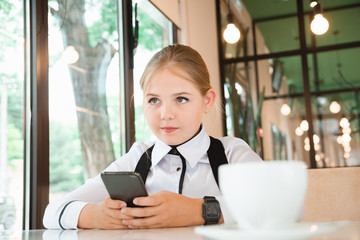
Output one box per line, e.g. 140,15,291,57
194,221,348,240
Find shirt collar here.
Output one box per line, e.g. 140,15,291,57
151,126,211,169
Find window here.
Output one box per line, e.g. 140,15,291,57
0,0,24,235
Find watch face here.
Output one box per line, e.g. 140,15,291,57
205,201,221,219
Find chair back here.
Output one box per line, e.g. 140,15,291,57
302,167,360,222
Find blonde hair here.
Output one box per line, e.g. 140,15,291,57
140,44,212,96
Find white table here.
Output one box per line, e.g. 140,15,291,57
12,221,360,240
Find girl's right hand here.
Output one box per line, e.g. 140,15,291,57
77,196,134,229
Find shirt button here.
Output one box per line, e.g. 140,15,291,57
176,167,181,172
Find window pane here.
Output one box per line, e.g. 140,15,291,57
242,0,297,20
224,62,249,137
308,48,360,92
262,97,311,165
311,93,360,167
223,61,263,155
258,56,303,98
48,0,123,200
0,0,24,236
133,0,174,142
255,16,300,55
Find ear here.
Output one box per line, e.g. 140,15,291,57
203,88,217,112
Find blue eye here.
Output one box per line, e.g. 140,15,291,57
177,97,188,104
148,98,159,105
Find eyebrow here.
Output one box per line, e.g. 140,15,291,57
145,91,192,98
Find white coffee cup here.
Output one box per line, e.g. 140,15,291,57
219,161,307,230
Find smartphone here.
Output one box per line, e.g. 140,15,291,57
101,171,148,207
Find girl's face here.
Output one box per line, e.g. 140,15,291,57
144,68,216,146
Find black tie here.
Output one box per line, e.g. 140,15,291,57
169,147,187,194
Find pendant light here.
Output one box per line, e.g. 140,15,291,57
309,0,318,8
310,3,329,35
223,0,240,44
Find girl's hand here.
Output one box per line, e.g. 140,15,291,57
120,191,214,229
77,197,134,229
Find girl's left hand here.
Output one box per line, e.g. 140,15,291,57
120,191,206,228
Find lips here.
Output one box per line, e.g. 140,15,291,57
161,127,178,133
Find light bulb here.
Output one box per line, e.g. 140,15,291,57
344,146,351,153
329,101,341,113
342,134,351,143
310,14,329,35
314,144,320,151
342,127,351,135
339,117,350,128
280,103,291,116
295,127,304,136
310,0,318,8
304,144,310,152
336,136,342,144
313,134,320,144
300,120,309,131
223,23,240,44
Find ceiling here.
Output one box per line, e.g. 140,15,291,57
241,0,360,20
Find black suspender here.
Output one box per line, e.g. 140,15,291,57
207,137,228,185
134,136,228,191
135,145,154,186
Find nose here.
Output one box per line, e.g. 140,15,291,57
160,102,174,120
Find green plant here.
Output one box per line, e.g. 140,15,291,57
226,84,265,155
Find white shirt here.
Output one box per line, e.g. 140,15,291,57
43,127,262,229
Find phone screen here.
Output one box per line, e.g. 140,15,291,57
101,171,148,207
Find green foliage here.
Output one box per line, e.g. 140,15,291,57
0,0,23,50
0,1,12,14
87,0,118,48
87,0,164,50
49,121,84,193
6,81,24,135
234,86,265,154
7,123,23,167
137,7,163,51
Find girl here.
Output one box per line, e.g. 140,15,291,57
43,44,262,230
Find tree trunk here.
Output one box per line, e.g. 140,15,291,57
55,0,116,178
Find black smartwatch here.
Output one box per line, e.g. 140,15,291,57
202,196,221,225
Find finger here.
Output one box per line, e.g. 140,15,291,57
100,210,134,229
124,215,164,229
121,206,158,218
104,197,127,209
133,195,162,207
105,207,135,220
